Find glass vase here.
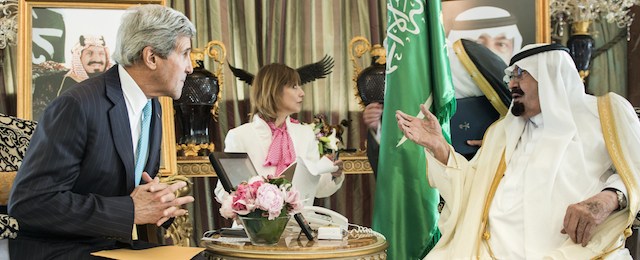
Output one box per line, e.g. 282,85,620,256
238,215,290,246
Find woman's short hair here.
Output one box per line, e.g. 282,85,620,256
251,63,301,122
112,4,196,66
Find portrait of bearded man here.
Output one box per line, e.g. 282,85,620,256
32,35,113,120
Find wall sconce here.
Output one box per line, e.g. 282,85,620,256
349,36,386,108
174,41,225,157
550,0,639,81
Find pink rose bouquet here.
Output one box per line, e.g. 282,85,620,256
219,175,304,220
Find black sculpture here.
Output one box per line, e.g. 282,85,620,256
228,55,335,86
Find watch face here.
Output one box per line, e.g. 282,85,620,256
617,190,628,210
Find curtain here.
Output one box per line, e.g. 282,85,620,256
627,6,640,106
174,0,386,145
587,21,628,96
554,20,629,95
168,0,385,245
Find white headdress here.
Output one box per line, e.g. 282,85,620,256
65,35,112,82
447,6,522,98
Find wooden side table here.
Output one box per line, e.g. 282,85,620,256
200,229,387,259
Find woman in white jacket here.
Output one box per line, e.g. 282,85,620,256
214,63,344,204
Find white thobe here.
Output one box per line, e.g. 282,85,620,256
489,114,542,259
423,94,636,260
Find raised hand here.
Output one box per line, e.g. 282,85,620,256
467,140,483,147
130,172,195,226
325,153,344,180
396,104,450,163
363,102,383,130
331,159,343,179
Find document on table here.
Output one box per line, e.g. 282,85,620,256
91,246,205,260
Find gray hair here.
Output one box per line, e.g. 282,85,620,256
112,4,196,66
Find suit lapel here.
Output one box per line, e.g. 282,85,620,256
145,99,162,178
251,116,274,176
105,67,136,191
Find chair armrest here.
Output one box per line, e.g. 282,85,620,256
0,172,17,206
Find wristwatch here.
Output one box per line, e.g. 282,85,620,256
603,188,628,211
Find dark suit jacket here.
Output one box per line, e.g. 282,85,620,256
366,130,379,178
8,66,163,259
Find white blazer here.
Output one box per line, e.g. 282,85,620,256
214,115,344,202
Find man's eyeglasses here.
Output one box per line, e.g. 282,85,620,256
504,67,527,83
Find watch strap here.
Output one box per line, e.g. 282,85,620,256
603,187,627,211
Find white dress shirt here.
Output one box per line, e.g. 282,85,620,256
489,114,543,259
118,65,150,156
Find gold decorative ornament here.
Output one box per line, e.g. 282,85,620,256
349,36,372,108
206,40,226,120
349,36,386,108
160,174,193,247
177,143,215,157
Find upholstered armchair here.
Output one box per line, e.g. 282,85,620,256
0,113,38,256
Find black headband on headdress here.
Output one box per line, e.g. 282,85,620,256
508,44,570,66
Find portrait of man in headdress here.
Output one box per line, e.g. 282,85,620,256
442,0,536,99
27,7,124,120
447,6,523,65
441,0,538,157
58,35,112,94
32,35,113,120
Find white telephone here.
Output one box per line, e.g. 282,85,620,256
301,206,349,232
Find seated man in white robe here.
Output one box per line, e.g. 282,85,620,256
396,43,640,259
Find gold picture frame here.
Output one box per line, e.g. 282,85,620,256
17,0,177,175
441,0,550,46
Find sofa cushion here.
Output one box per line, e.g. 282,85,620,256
0,114,37,171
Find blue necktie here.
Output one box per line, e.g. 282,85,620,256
134,101,152,186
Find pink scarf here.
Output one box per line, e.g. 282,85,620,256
263,120,296,175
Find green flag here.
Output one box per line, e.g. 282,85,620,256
372,0,456,259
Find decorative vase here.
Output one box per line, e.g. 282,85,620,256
567,21,594,83
173,60,219,157
239,215,290,246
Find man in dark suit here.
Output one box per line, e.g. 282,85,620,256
363,102,383,178
9,5,196,259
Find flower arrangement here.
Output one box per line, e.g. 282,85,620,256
219,175,304,220
305,114,349,156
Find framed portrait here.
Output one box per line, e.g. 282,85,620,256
17,0,178,175
442,0,550,64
